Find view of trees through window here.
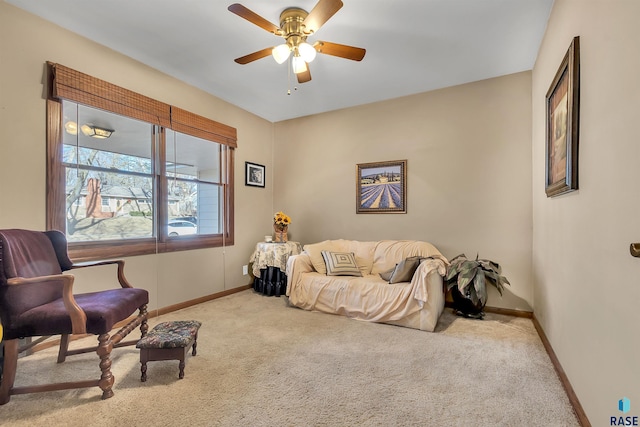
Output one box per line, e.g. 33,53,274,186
62,102,223,242
165,128,223,237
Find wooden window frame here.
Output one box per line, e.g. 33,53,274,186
46,63,235,262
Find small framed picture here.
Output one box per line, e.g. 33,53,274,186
245,161,265,188
356,160,407,214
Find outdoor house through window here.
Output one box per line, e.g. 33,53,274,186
47,63,236,261
63,104,155,242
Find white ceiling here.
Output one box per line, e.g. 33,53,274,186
7,0,553,123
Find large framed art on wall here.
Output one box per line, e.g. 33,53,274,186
545,36,580,197
356,160,407,214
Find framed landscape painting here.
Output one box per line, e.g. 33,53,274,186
356,160,407,214
245,161,265,188
545,36,580,197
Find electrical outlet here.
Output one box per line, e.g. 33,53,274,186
242,265,248,275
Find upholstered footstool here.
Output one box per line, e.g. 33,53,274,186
136,320,202,382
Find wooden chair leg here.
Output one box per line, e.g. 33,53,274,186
0,340,18,405
57,334,70,363
96,333,115,400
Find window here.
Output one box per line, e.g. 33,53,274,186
165,129,225,236
62,103,155,242
47,63,236,261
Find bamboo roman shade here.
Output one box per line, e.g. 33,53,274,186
48,62,237,147
49,62,171,127
171,106,237,148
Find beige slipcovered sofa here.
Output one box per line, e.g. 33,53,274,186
285,240,448,332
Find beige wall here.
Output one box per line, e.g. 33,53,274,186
274,72,534,311
0,2,275,310
532,0,640,423
6,1,636,423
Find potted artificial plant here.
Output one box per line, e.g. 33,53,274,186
444,254,510,319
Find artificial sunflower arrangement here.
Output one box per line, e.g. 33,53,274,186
273,211,291,242
273,211,292,229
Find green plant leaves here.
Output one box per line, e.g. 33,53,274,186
456,265,477,294
444,254,467,281
482,270,509,295
478,258,502,274
473,271,486,306
444,253,510,303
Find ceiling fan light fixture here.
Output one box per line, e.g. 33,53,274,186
272,44,291,64
298,42,317,63
291,55,308,74
229,1,366,85
64,121,78,135
80,124,114,139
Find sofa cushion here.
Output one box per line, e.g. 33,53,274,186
371,240,444,275
321,251,362,276
305,240,375,275
304,240,338,274
341,240,375,276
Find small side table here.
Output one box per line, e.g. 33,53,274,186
250,241,302,297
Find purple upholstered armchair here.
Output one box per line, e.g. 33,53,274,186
0,229,148,404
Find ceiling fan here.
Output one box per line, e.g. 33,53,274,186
228,0,366,84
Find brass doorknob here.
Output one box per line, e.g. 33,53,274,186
630,243,640,258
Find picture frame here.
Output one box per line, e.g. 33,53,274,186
245,161,265,188
356,160,407,214
545,36,580,197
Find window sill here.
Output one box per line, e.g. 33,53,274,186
68,235,234,262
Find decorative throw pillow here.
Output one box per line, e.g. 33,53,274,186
387,256,423,284
379,267,395,282
321,251,362,277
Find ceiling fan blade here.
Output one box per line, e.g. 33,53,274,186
303,0,343,33
234,47,274,65
297,66,312,84
313,41,366,61
228,3,280,34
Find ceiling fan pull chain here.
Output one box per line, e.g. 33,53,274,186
287,56,292,95
286,56,299,96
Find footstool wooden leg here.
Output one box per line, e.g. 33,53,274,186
141,362,148,382
192,336,198,356
178,358,185,380
140,348,148,382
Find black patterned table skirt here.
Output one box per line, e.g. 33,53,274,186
253,266,287,297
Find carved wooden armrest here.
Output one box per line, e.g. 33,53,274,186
7,274,87,335
71,259,132,288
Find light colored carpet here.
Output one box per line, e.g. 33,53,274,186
1,290,579,426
